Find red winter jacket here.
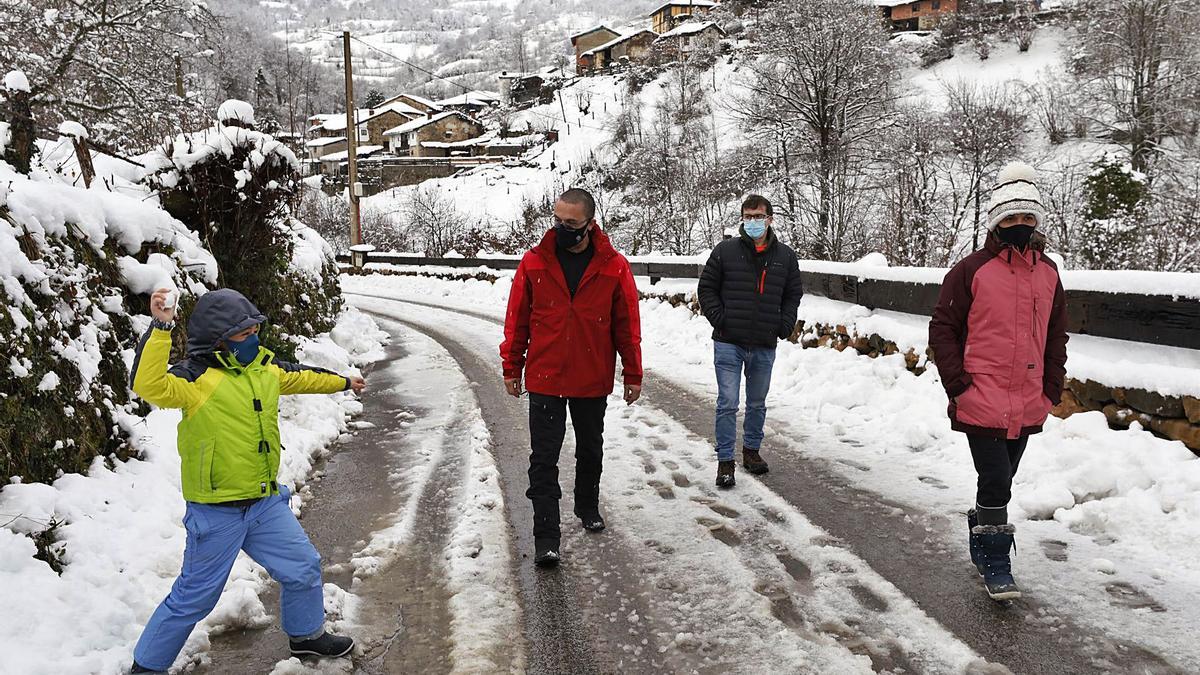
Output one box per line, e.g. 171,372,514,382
929,233,1069,440
500,227,643,398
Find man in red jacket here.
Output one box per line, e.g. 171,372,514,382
500,188,643,567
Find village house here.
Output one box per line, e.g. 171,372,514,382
435,90,502,115
379,93,443,114
317,144,385,177
383,111,486,158
655,21,726,60
306,101,424,147
570,25,621,74
303,136,346,164
650,0,719,35
580,29,659,72
875,0,959,31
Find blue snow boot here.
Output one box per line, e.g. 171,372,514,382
967,509,985,575
973,523,1021,600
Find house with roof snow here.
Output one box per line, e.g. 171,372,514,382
875,0,958,30
570,25,622,74
580,30,660,73
650,0,719,34
654,21,726,60
383,111,486,158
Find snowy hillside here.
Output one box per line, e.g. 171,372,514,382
223,0,656,94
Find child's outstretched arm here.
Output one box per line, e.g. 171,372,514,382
130,288,201,409
273,361,365,396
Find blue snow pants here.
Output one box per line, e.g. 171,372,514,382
133,485,325,671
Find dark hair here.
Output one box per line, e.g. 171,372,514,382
741,194,773,216
559,187,596,221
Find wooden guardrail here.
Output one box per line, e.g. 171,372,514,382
336,253,1200,350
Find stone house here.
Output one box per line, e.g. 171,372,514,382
655,21,726,60
383,111,486,158
581,30,660,72
570,25,621,74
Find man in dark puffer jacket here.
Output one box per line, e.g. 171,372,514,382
697,195,803,488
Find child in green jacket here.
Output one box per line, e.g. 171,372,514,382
128,287,365,673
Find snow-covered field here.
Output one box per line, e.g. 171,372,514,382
0,309,386,675
342,271,1200,667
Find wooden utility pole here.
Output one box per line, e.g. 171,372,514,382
342,31,362,256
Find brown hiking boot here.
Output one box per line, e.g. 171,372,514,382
743,447,769,475
716,460,736,488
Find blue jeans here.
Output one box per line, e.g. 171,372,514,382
714,341,777,462
133,485,325,671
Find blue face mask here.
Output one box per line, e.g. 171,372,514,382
226,333,260,366
743,218,767,239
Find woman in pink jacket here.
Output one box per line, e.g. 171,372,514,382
929,162,1069,600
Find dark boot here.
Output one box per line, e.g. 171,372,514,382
574,505,606,532
716,460,736,488
289,631,355,658
967,509,984,575
742,447,769,475
534,537,561,567
974,524,1021,600
130,663,163,674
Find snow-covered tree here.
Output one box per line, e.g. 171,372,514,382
0,0,215,147
731,0,898,260
940,80,1026,251
1071,0,1200,173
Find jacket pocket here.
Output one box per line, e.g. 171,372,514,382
954,373,1009,429
199,440,216,494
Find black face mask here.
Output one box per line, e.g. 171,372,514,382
555,222,590,249
995,224,1035,249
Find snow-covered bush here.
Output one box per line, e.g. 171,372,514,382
0,153,217,484
142,107,342,360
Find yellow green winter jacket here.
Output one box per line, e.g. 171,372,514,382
131,328,348,502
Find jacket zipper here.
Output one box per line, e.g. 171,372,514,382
244,370,272,495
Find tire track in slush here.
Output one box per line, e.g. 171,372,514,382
357,307,671,674
347,291,1181,675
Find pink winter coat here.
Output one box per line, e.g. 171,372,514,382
929,234,1069,440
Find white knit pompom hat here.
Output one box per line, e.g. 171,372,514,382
985,162,1046,231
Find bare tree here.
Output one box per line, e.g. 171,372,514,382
941,80,1026,250
405,186,469,256
1072,0,1200,173
730,0,899,260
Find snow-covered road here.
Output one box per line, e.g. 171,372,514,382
190,275,1192,673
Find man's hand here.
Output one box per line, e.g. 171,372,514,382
504,378,523,398
150,288,176,324
349,376,366,394
624,384,641,405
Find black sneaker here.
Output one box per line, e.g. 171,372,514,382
742,447,769,475
534,537,561,567
289,631,355,658
130,663,163,674
716,460,736,488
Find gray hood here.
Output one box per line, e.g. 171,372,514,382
185,289,267,356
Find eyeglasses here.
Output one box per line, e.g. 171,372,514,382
741,213,770,221
552,216,589,229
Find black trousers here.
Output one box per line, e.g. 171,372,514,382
527,393,607,541
968,434,1029,525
